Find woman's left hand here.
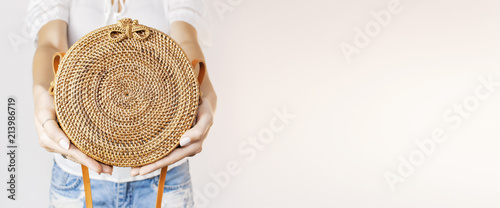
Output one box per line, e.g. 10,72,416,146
130,93,215,176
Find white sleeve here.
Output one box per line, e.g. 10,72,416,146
25,0,70,45
167,0,212,46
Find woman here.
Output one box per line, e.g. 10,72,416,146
28,0,217,207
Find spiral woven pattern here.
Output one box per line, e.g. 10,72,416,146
52,19,200,167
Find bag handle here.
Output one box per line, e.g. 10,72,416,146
81,165,169,208
52,52,65,75
192,59,206,86
49,52,65,96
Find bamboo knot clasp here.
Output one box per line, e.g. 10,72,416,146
108,18,150,42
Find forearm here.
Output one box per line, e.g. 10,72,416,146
32,20,68,103
32,45,59,100
170,21,217,114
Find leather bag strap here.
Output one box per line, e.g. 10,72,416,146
49,52,65,96
81,165,93,208
156,167,169,207
82,165,169,208
192,59,206,86
52,52,65,75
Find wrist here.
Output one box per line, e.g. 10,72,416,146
175,39,199,49
178,41,203,59
33,84,47,98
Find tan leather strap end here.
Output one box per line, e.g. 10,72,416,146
81,165,93,208
192,59,206,86
48,81,56,96
192,59,206,105
49,52,65,96
52,52,65,75
155,166,169,208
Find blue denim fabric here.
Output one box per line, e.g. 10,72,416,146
49,159,194,208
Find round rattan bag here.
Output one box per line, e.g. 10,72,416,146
48,18,206,167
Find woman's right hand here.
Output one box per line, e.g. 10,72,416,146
33,87,113,175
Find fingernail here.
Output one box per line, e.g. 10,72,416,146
59,139,70,150
180,137,191,147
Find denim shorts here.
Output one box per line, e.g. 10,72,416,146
49,159,194,208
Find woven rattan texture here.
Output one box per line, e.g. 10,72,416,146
53,19,199,167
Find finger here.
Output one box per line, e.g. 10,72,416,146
183,107,213,135
34,116,54,150
138,143,201,175
49,142,104,174
65,155,79,163
38,132,56,152
130,167,140,176
37,134,102,174
66,145,104,174
35,114,111,175
35,107,55,126
43,120,70,151
179,115,212,147
189,96,213,130
63,152,112,175
179,136,192,147
101,164,113,175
